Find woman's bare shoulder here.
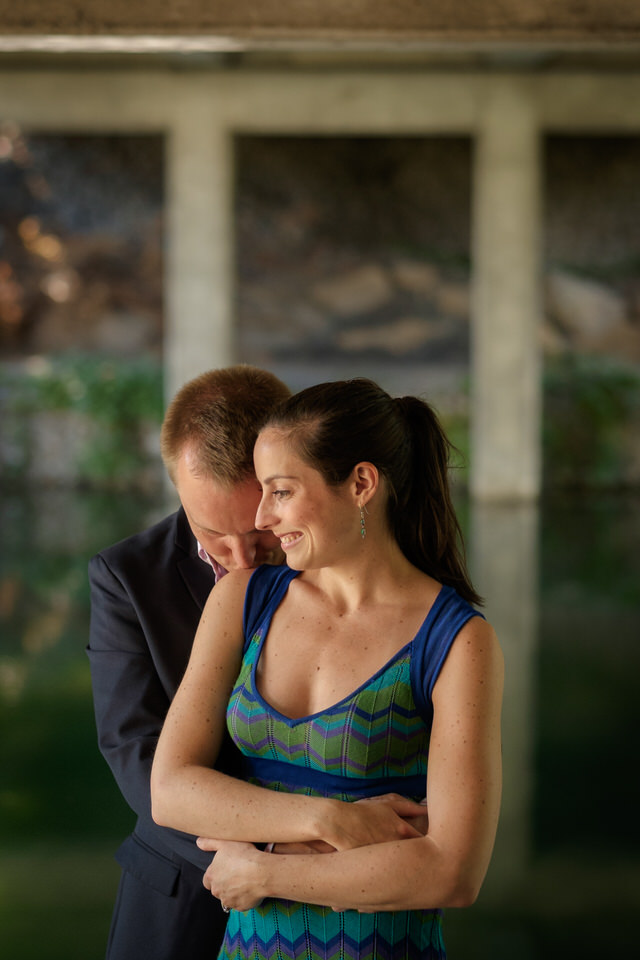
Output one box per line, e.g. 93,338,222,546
435,613,503,698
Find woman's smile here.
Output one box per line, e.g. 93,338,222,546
279,532,304,549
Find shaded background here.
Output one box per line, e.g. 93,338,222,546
1,120,639,959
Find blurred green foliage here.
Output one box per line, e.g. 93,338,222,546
3,354,162,419
2,353,639,491
0,354,163,488
441,356,640,493
543,355,640,489
0,487,155,849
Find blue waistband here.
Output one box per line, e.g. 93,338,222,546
239,755,426,800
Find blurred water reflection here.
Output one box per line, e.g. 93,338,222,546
0,488,638,959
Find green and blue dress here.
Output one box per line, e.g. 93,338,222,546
220,564,480,960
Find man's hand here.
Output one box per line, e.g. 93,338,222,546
324,793,427,851
270,840,335,855
197,796,428,914
198,837,335,858
201,841,266,911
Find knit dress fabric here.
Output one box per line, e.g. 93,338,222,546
219,564,481,960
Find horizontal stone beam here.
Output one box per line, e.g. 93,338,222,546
4,70,640,133
1,1,640,42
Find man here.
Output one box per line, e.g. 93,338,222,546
87,365,290,960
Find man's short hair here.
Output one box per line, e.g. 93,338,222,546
160,365,290,486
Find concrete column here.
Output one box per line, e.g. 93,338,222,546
165,99,234,403
471,79,542,501
470,500,539,904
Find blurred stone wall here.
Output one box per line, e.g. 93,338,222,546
544,136,640,363
235,135,640,382
2,131,639,370
234,136,472,401
1,130,639,486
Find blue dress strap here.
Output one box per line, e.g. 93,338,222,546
410,585,485,724
242,564,299,651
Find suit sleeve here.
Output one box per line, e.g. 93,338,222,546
87,550,212,871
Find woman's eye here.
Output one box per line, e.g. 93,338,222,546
273,489,290,500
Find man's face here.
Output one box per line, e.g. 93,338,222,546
175,452,284,571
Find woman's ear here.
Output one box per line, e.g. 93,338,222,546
352,462,379,504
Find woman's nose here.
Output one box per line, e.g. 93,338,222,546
255,496,272,531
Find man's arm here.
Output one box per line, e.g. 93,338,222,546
87,550,213,870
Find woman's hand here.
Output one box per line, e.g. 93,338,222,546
322,793,427,851
201,841,267,911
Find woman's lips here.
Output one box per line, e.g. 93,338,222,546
279,532,303,549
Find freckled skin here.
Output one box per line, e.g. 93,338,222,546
153,427,503,920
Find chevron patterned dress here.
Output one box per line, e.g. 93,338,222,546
221,565,480,960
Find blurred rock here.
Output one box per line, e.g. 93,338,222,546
30,304,158,355
311,264,394,318
338,316,431,355
391,259,440,297
540,319,570,356
92,311,158,354
590,322,640,363
436,281,470,320
546,271,627,342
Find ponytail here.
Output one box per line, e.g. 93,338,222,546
392,396,482,606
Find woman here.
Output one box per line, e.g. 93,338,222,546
152,378,503,959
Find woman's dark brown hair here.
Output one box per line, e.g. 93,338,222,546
263,378,481,606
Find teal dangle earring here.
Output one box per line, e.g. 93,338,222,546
360,505,367,540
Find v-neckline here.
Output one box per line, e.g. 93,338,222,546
251,582,449,727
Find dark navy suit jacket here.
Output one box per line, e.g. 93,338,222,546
88,507,232,958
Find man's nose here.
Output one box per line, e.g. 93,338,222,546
228,538,256,569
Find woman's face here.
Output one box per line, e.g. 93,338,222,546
254,427,359,571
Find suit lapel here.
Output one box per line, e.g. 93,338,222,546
174,508,215,611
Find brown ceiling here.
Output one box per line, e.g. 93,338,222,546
0,0,639,42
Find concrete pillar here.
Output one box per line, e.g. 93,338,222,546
470,500,539,904
165,102,234,403
471,79,542,501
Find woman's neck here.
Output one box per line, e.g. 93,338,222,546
302,538,436,615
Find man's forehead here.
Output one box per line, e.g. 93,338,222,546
182,476,262,537
195,513,257,537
